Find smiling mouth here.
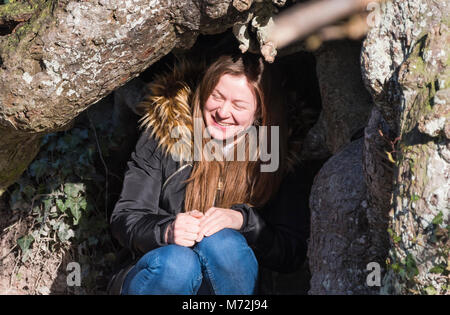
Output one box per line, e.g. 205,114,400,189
212,116,234,128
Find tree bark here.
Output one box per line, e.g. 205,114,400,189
308,0,449,295
308,138,375,294
361,0,449,294
314,39,373,155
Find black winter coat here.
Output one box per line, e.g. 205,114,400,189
108,130,310,294
107,58,310,294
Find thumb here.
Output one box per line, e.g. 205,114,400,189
189,210,204,218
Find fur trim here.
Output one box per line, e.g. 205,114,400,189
137,56,206,163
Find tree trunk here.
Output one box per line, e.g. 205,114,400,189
361,0,449,294
307,0,448,294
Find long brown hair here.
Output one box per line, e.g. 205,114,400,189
184,53,288,213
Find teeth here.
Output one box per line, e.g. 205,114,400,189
217,121,233,126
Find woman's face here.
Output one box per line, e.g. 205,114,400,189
202,74,258,141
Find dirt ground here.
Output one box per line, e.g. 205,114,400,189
0,192,75,295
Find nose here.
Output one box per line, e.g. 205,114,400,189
216,101,232,120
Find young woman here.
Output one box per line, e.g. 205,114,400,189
108,53,310,295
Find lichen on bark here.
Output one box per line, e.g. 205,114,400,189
362,0,449,294
385,24,450,294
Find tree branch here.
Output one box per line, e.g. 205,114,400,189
269,0,383,49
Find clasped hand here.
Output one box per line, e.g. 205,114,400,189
165,207,244,247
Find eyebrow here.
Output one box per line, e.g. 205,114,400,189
213,89,252,105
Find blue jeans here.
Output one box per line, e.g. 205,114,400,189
121,228,258,295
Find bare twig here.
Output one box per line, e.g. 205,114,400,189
269,0,383,49
0,244,17,263
1,221,19,236
9,255,19,287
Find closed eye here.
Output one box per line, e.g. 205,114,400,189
212,93,223,101
211,91,223,101
232,103,247,110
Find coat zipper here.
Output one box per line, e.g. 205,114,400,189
162,163,192,191
213,163,227,207
213,176,224,207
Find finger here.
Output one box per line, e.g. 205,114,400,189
198,215,208,224
176,239,196,247
195,233,204,243
198,216,224,237
198,215,219,234
184,224,201,234
189,210,204,218
203,222,227,237
183,231,200,241
179,214,202,226
199,209,221,224
204,207,218,217
175,230,198,241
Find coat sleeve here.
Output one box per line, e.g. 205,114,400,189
230,166,310,273
110,131,176,255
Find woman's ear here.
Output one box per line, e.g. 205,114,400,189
252,106,262,126
253,116,262,126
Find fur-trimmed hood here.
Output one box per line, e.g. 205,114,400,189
136,56,302,170
136,56,205,164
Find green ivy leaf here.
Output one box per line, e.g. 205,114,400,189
56,199,66,212
67,197,82,225
64,183,76,197
7,122,118,273
42,197,52,211
64,183,85,198
57,222,75,242
17,235,34,253
80,198,87,211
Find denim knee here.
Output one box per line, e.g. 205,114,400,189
127,245,202,294
195,228,255,266
155,245,202,282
